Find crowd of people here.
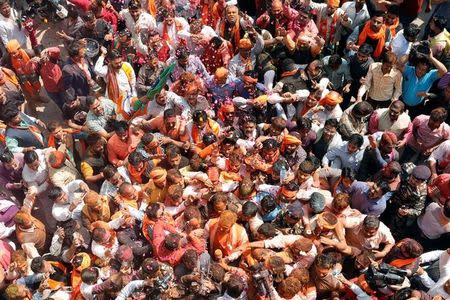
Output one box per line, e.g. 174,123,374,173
0,0,449,298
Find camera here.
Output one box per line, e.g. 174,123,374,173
251,263,274,299
365,263,408,290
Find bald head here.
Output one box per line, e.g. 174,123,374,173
271,0,283,16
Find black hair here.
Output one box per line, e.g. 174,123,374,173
352,101,374,118
86,96,97,107
63,87,77,103
81,268,99,284
164,233,181,251
128,0,141,10
225,275,245,298
242,201,258,217
68,40,84,58
341,167,356,180
262,138,278,149
141,133,155,145
430,107,448,123
372,10,385,18
82,11,96,22
48,186,64,201
24,151,38,164
358,43,374,55
163,108,176,119
166,144,181,158
404,24,420,41
387,5,400,16
257,223,278,238
328,54,342,66
0,148,14,163
113,120,128,133
128,151,144,166
324,118,338,128
261,194,277,212
211,36,223,48
175,47,190,59
432,15,447,31
107,49,122,61
102,165,117,180
297,116,312,130
30,257,45,273
348,134,364,148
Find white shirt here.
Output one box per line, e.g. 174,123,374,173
178,25,218,56
22,149,49,194
428,140,450,173
94,57,137,98
169,95,213,121
390,30,412,59
51,180,86,222
417,202,450,239
427,251,450,298
156,17,189,47
340,1,370,30
0,8,27,47
91,238,119,259
119,9,156,40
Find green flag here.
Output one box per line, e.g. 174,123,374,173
132,62,176,111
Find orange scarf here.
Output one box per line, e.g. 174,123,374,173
147,0,156,17
1,68,19,87
107,65,121,103
387,17,400,38
219,17,241,52
127,162,148,184
162,19,184,46
318,12,339,43
358,21,386,58
191,118,219,145
389,257,416,268
281,69,298,78
10,50,40,94
142,216,155,242
201,2,211,26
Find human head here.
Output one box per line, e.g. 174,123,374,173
351,101,373,121
279,181,300,204
5,283,31,300
331,193,350,214
347,134,364,153
388,101,405,122
356,44,373,63
381,51,397,74
326,0,339,16
430,15,447,35
68,40,86,62
404,23,420,43
298,158,319,184
0,148,16,170
328,54,342,71
241,201,258,220
24,150,40,171
14,211,33,229
370,11,385,32
362,215,380,238
81,267,99,285
398,238,423,258
321,118,338,142
2,106,20,126
87,97,104,116
82,11,97,30
238,38,252,59
0,0,11,18
175,47,190,68
386,5,400,26
108,49,123,71
314,253,334,278
150,167,167,188
340,167,356,188
428,107,447,130
162,108,177,131
270,0,283,18
86,134,105,155
278,277,302,299
217,210,237,233
225,5,239,24
297,5,313,26
128,0,142,21
48,186,68,205
409,165,431,187
368,181,390,200
113,120,129,142
379,131,397,154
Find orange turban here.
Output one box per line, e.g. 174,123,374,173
217,101,235,121
48,151,66,169
6,40,20,53
215,67,229,81
328,0,340,8
73,252,91,272
218,210,237,228
14,211,31,226
319,91,343,107
238,38,253,49
150,168,167,184
84,191,101,207
280,134,302,152
381,131,398,146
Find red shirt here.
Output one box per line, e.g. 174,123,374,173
34,47,63,93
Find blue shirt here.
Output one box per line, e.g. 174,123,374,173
402,65,438,106
349,181,391,216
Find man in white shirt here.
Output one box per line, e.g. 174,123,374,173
50,181,89,222
0,0,27,49
177,19,217,57
390,24,420,59
119,0,156,42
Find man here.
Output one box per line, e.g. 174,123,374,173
62,40,96,97
357,51,402,109
14,210,47,255
142,167,168,204
368,100,411,138
61,88,89,131
95,48,137,104
50,181,89,222
308,0,352,53
322,54,352,93
338,101,373,140
311,253,343,299
313,118,342,161
346,43,373,106
428,139,450,179
280,134,307,173
4,283,33,300
322,133,365,172
0,0,27,49
81,190,111,230
417,199,450,250
400,107,450,164
85,96,117,139
178,18,217,57
168,47,210,84
144,109,190,149
216,5,251,52
2,105,46,153
119,0,156,41
157,9,189,49
383,165,431,240
136,53,164,97
400,52,448,117
348,181,392,216
201,36,232,74
48,150,81,188
228,32,264,79
390,23,420,59
30,255,69,289
356,132,399,181
347,11,391,59
74,11,113,47
346,215,395,259
81,134,107,191
107,121,142,167
255,0,296,37
205,210,248,257
152,219,205,267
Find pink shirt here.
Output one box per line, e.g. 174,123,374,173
288,19,319,40
406,115,450,151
